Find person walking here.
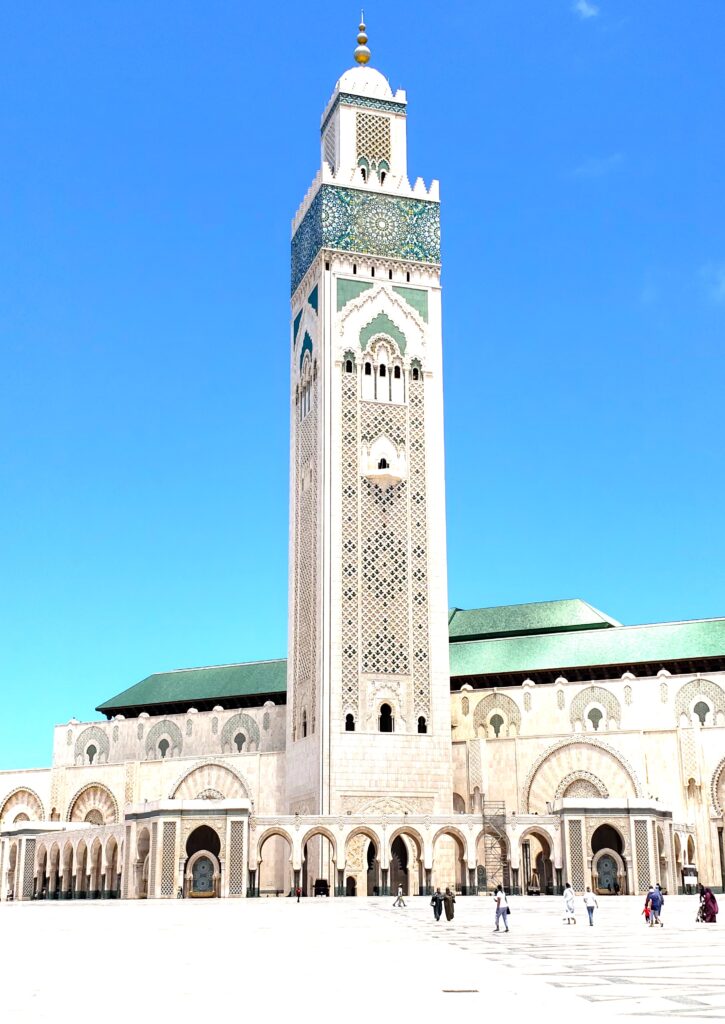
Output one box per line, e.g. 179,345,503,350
648,884,663,927
295,885,301,903
492,883,509,933
443,887,456,922
393,884,406,908
655,883,665,924
430,887,443,922
562,883,576,924
583,886,598,926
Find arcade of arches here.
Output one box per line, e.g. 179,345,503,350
2,802,695,901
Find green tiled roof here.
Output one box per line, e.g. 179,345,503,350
96,659,287,714
448,599,619,642
97,601,725,714
449,618,725,680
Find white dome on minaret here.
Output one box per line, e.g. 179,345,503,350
336,65,393,100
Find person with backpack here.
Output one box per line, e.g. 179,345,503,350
493,883,509,932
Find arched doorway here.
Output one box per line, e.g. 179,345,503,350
656,825,669,890
135,828,150,899
591,823,626,894
257,830,292,896
105,837,119,898
35,846,48,899
301,829,336,897
520,831,554,894
389,836,409,896
475,831,509,893
48,843,61,899
432,829,467,893
6,842,18,900
344,829,380,896
185,825,221,898
346,875,356,896
74,842,88,899
674,833,683,891
61,842,73,899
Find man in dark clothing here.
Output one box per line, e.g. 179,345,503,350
430,887,443,921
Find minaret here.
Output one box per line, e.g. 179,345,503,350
286,22,452,817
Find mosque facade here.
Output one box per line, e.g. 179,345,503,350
3,26,725,903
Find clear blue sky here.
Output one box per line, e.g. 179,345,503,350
1,1,724,769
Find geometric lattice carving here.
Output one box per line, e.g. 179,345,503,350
145,720,184,760
634,819,650,893
340,370,360,720
660,680,669,703
624,684,632,705
356,112,391,166
360,400,410,676
360,400,406,447
229,820,245,896
461,695,469,716
220,713,260,753
160,821,177,897
408,376,430,718
323,122,336,172
570,686,621,730
293,359,318,738
555,771,609,800
473,693,521,738
467,740,482,790
0,787,45,823
122,825,132,900
23,838,36,899
67,783,119,825
674,678,725,721
557,689,565,710
74,726,110,765
568,820,585,892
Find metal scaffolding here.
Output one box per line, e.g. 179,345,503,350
478,801,509,893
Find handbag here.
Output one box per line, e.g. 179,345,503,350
506,906,511,915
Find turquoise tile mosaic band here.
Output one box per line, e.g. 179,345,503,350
291,185,440,294
321,93,407,135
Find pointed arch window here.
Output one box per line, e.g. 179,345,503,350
417,716,427,734
379,703,393,733
345,714,355,732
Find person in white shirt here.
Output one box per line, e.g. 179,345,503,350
583,886,598,926
392,884,406,908
493,883,509,933
563,883,576,924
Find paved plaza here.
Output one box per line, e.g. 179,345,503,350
1,895,723,1021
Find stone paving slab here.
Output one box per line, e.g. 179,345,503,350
0,895,720,1022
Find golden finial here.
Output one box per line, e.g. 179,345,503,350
353,12,371,65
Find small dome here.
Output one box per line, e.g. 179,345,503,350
336,65,393,100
